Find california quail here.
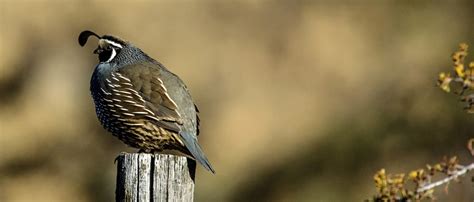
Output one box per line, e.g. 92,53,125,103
78,30,215,174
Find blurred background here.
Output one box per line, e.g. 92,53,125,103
1,0,473,201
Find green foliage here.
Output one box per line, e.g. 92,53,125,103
370,155,473,201
369,44,474,201
437,43,474,113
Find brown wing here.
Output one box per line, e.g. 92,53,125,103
105,63,183,133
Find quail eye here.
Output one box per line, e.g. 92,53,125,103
99,47,119,63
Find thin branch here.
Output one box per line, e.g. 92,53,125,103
417,162,474,193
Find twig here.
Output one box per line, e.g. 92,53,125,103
417,162,474,193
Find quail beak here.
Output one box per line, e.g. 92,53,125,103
93,47,103,54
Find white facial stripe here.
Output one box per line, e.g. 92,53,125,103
106,48,117,62
104,39,123,49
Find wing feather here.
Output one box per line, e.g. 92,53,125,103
114,63,183,133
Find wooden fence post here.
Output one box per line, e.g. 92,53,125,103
115,153,194,202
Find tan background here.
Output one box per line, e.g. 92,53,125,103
1,0,473,201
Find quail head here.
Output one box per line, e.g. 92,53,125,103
78,30,215,174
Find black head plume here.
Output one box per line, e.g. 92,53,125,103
78,30,101,47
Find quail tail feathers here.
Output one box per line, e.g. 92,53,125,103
180,131,216,173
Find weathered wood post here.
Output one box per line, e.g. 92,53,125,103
116,153,194,202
